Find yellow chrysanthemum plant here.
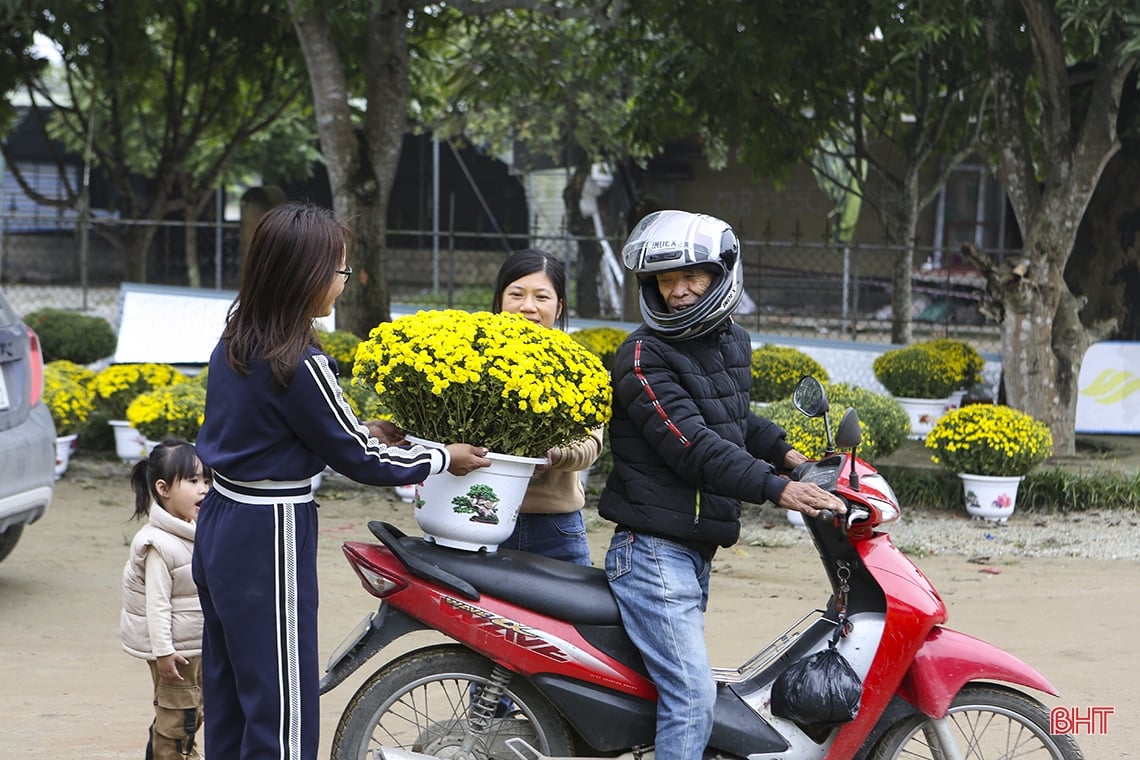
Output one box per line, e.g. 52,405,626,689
91,363,189,419
924,404,1053,477
873,343,961,399
750,345,829,403
43,360,96,436
353,310,613,458
319,328,364,375
126,382,208,442
570,326,629,372
926,338,984,390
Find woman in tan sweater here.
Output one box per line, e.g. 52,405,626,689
492,249,603,565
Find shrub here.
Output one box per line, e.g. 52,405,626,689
758,382,909,460
750,345,829,403
319,329,364,375
873,343,961,399
23,308,117,364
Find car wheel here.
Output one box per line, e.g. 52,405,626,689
0,525,25,563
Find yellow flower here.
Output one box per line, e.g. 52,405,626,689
43,361,96,436
126,382,207,441
750,345,829,403
924,404,1053,477
354,310,612,457
91,363,189,419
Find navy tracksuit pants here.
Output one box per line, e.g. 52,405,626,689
192,480,320,760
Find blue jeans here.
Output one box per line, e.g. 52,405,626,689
605,530,714,760
502,511,592,566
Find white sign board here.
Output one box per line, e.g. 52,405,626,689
113,283,334,366
1075,341,1140,434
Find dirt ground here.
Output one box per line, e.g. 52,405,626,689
1,455,1136,759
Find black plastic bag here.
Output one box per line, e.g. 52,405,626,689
770,642,862,732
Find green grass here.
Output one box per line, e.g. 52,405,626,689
881,465,1140,514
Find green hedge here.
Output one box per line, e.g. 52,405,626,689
24,308,117,364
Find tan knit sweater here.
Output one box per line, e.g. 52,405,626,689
518,427,604,514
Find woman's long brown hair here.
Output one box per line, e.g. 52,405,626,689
220,201,348,389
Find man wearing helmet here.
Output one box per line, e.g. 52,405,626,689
599,210,846,760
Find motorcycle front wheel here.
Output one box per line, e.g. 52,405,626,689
871,684,1083,759
330,644,575,760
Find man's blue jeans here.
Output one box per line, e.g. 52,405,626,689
605,530,715,760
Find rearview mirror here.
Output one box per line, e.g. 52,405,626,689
793,376,829,418
835,408,862,449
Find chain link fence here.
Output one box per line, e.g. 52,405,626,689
0,214,1006,354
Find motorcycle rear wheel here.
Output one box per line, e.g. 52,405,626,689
871,684,1083,759
331,644,574,760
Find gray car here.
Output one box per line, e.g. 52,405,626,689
0,286,55,563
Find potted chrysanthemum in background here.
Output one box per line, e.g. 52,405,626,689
42,360,97,478
92,363,189,461
750,344,829,404
926,338,986,409
873,343,961,439
570,326,629,373
354,309,612,550
925,404,1053,522
126,382,208,446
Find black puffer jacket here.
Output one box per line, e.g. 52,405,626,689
598,321,794,551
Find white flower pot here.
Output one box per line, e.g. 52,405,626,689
109,420,147,463
786,509,807,530
407,436,543,552
394,484,416,503
895,396,951,440
53,434,78,479
959,473,1023,523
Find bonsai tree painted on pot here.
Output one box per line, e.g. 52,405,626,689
749,345,829,404
925,404,1053,522
353,309,612,458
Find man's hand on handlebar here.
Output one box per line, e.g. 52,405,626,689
778,480,847,520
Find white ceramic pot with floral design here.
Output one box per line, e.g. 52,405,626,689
959,473,1023,523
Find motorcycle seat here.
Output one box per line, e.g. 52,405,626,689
370,521,623,626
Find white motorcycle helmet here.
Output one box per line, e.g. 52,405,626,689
622,210,743,341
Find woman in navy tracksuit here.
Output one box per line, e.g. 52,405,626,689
192,201,490,759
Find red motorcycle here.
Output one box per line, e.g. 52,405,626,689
321,377,1084,760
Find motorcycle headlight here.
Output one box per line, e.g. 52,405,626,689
858,473,900,524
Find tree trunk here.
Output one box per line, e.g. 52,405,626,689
978,0,1130,456
122,225,160,283
289,0,400,335
563,156,603,318
885,178,920,345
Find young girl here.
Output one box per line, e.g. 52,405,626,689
492,249,603,565
192,200,489,760
120,438,211,760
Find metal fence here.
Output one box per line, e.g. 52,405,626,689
0,214,1006,354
